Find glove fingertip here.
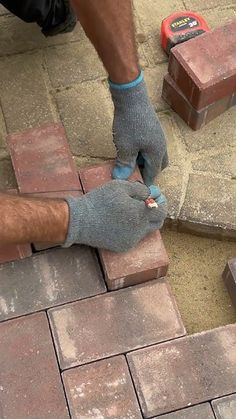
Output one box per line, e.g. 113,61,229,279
112,164,134,180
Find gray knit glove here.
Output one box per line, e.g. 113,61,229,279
109,72,168,186
63,180,167,252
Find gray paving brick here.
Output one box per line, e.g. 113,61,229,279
0,15,84,56
192,150,236,178
183,0,235,11
49,279,185,369
173,107,236,153
56,81,116,158
63,356,142,418
179,174,236,240
45,41,106,88
127,324,236,418
0,52,54,132
0,246,105,322
157,167,184,221
212,394,236,419
202,8,236,29
155,403,214,418
145,65,169,111
0,313,69,419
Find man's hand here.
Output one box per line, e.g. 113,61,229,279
64,180,167,252
110,76,168,186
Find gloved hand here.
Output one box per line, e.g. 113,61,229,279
63,180,167,252
109,72,168,186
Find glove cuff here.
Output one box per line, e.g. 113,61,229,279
62,196,81,248
108,70,144,90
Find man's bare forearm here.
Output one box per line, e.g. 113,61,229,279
0,193,69,245
71,0,139,83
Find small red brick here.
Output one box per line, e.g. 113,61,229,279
49,279,186,369
162,74,236,130
0,243,32,264
79,162,169,290
0,313,69,418
7,123,81,193
222,259,236,310
79,160,142,192
63,356,142,418
168,21,236,109
127,324,236,417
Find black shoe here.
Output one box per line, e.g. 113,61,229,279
42,0,77,36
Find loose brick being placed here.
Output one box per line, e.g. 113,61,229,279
168,21,236,110
127,324,236,418
7,123,81,194
79,162,169,290
222,259,236,309
0,246,105,322
0,313,69,419
162,74,236,130
63,356,142,418
154,403,215,419
49,279,186,369
212,394,236,418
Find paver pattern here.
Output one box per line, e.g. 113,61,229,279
0,2,236,418
0,1,235,238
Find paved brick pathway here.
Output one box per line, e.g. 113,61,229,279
0,1,236,418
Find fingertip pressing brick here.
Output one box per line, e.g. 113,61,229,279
168,21,236,109
63,356,142,418
79,162,169,290
49,279,186,369
7,123,81,194
127,324,236,417
0,313,69,419
222,259,236,310
162,74,236,130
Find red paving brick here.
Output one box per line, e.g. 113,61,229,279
0,243,32,264
212,394,236,418
0,246,105,322
222,259,236,310
63,356,142,418
79,162,169,290
49,279,185,369
127,324,236,418
79,161,142,192
0,313,69,419
168,21,236,109
154,403,214,418
7,123,81,193
162,74,236,130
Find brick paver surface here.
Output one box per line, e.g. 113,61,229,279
0,246,105,321
0,2,235,237
63,356,142,418
212,394,236,418
127,324,236,417
0,2,236,418
0,313,69,419
155,403,215,418
49,279,185,369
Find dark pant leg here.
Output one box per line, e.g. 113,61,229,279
0,0,75,35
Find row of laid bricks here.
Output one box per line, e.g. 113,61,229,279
2,122,169,291
0,301,235,418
